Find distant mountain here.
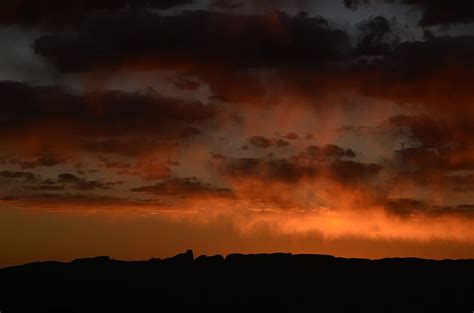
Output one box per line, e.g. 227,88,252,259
1,250,473,313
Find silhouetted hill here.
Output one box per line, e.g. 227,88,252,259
1,250,473,313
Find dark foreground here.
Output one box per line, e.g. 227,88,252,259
1,250,473,313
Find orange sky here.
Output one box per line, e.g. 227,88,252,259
1,0,474,267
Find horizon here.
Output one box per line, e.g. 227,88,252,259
4,248,474,271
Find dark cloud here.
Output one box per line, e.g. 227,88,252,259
203,32,474,105
41,178,59,185
294,145,356,163
390,115,451,148
0,81,219,157
222,144,358,183
58,173,82,183
1,156,67,169
394,147,474,172
81,138,182,157
98,158,171,181
58,173,113,191
0,0,194,26
0,82,218,135
389,114,474,172
355,16,398,55
378,35,474,81
279,132,300,140
1,193,165,209
221,152,377,186
247,136,292,149
99,159,135,169
275,139,290,147
73,180,113,191
25,185,65,191
383,197,474,219
390,170,474,195
245,0,318,10
345,0,474,26
21,175,124,193
0,170,37,181
203,69,268,103
29,7,474,111
292,38,456,114
210,0,244,10
131,177,233,198
329,160,381,183
211,153,228,161
343,0,372,10
403,0,474,26
12,156,66,169
383,198,426,218
349,34,474,128
170,77,201,91
450,175,474,192
222,157,319,183
210,0,322,11
248,136,274,149
33,10,350,72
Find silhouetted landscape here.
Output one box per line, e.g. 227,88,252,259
1,250,473,313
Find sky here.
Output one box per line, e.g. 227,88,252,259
1,0,474,267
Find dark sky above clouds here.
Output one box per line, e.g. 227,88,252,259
1,0,474,267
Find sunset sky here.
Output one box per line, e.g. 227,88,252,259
1,0,474,267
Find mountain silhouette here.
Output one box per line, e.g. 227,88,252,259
1,250,473,313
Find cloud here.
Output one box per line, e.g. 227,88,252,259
329,160,381,183
56,173,110,191
27,7,474,112
344,0,474,26
403,0,474,26
247,136,296,149
211,153,227,161
0,193,169,211
73,181,113,191
390,114,474,148
450,175,474,192
220,145,365,184
355,15,399,55
99,158,172,181
248,136,275,149
0,0,194,26
33,10,350,72
275,139,290,147
0,171,37,182
131,177,233,198
294,145,356,163
393,147,474,172
211,143,382,212
222,157,319,183
382,197,474,220
58,173,82,183
81,138,182,158
279,132,300,140
26,185,66,191
0,81,219,157
170,77,201,91
210,0,244,10
388,113,474,173
9,156,66,169
343,0,372,10
183,31,474,105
